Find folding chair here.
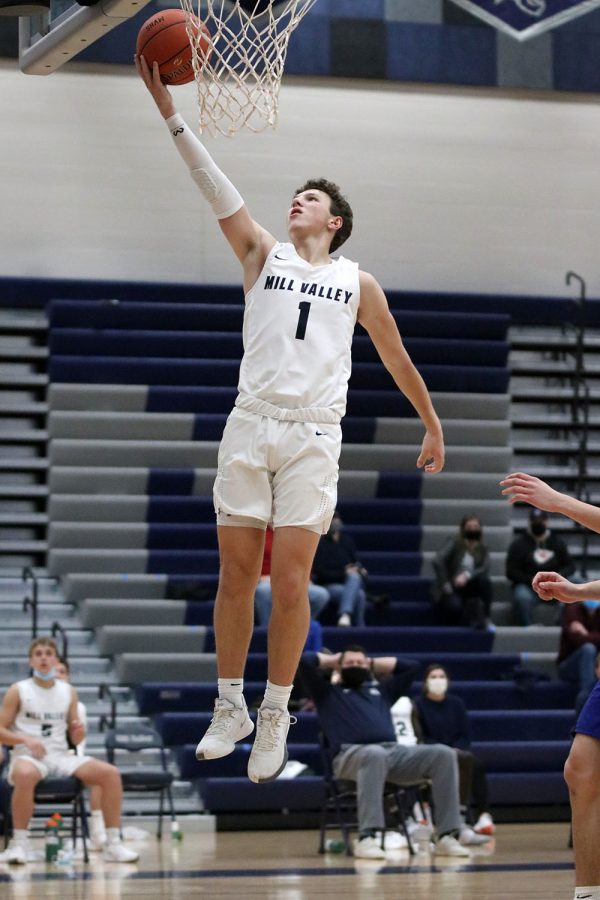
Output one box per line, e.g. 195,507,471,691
317,732,430,856
0,750,89,863
104,723,176,839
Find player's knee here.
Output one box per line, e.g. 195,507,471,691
271,578,309,613
12,766,39,789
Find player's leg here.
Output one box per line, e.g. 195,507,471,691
196,523,265,761
268,526,321,687
247,525,320,783
74,759,138,862
565,734,600,891
88,784,106,849
5,758,44,863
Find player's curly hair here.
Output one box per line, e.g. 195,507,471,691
294,178,353,254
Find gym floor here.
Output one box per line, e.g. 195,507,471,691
0,822,575,899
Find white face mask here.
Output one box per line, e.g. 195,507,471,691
427,676,448,697
33,667,56,682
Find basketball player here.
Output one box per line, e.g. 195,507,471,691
135,55,445,784
0,638,138,864
501,472,600,900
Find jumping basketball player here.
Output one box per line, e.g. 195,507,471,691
0,638,138,864
136,55,445,784
501,472,600,900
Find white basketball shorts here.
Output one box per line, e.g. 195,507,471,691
8,751,93,784
213,407,341,534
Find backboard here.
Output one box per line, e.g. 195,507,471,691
18,0,152,74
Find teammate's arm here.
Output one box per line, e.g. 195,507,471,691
357,271,444,474
135,54,275,281
67,686,86,746
0,684,45,757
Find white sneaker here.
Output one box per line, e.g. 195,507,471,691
103,841,139,863
473,812,495,835
434,834,471,857
377,830,408,850
353,835,386,859
247,707,296,783
88,833,107,852
337,613,351,626
195,698,254,761
4,839,28,865
459,826,491,846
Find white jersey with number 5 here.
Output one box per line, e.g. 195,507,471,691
235,242,360,425
12,677,72,758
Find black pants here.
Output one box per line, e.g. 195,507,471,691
455,748,489,820
437,574,493,628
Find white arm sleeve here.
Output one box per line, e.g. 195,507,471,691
165,113,244,220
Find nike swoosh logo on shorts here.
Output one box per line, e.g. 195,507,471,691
274,253,286,260
316,431,327,436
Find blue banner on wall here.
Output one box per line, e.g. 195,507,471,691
449,0,600,40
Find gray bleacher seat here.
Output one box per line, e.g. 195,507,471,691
116,652,217,683
81,599,187,628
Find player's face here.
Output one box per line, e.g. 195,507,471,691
287,189,336,238
29,645,58,673
55,663,69,681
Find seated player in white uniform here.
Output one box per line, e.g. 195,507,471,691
136,54,446,785
0,637,138,864
55,658,107,851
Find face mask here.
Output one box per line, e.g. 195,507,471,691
340,666,370,689
427,676,448,697
584,600,600,611
33,667,56,682
463,530,481,541
530,521,547,537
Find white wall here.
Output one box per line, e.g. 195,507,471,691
1,58,599,297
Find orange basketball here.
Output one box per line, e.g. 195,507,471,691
136,8,211,87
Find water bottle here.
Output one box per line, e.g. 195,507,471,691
415,821,432,855
170,820,183,842
324,838,345,853
45,821,60,863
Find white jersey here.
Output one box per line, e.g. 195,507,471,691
391,695,418,747
236,242,360,425
12,677,72,758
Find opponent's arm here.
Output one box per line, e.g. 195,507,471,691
532,571,600,604
135,54,275,275
357,271,444,473
501,472,600,534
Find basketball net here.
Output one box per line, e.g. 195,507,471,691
179,0,317,137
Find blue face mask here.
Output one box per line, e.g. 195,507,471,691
33,667,56,682
583,601,600,611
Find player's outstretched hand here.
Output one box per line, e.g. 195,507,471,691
134,54,176,120
500,471,561,512
532,571,580,604
417,429,445,474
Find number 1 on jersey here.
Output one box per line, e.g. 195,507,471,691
295,301,311,341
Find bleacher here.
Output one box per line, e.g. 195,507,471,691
31,283,590,823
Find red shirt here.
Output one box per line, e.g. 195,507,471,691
558,603,600,663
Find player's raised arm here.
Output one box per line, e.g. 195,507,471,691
135,54,275,281
501,471,600,534
357,271,444,474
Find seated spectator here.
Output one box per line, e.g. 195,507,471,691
254,525,330,626
55,658,107,851
506,508,576,626
298,645,470,859
558,602,600,714
413,664,495,837
0,637,138,865
312,513,367,626
431,515,493,629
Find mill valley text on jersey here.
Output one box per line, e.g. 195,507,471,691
263,274,354,305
